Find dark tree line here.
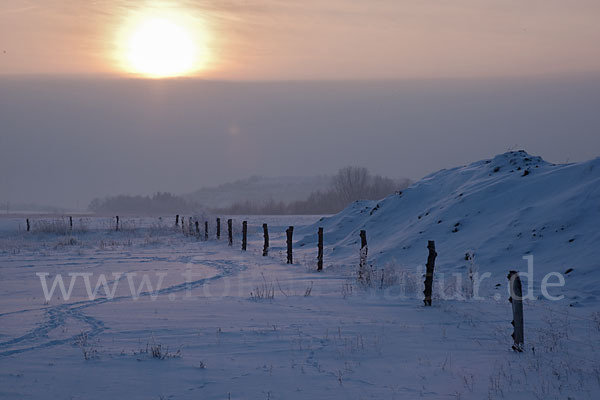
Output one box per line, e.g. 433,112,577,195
89,167,409,215
214,167,410,215
89,192,200,215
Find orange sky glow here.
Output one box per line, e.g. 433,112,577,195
1,0,599,79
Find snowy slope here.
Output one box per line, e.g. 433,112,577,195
297,151,600,303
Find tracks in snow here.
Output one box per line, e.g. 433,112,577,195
0,248,247,357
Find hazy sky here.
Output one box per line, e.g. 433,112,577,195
2,77,599,209
1,1,599,209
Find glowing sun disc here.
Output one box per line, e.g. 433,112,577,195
123,17,200,78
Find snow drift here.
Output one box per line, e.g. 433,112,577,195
298,151,600,303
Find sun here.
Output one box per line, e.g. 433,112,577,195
117,11,208,78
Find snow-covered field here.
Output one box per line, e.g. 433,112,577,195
1,152,600,399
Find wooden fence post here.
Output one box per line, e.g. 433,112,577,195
195,221,200,238
242,221,247,251
181,216,185,234
227,219,233,246
204,221,209,241
189,217,193,236
69,216,73,231
423,240,437,306
508,271,525,352
360,230,368,249
216,218,221,239
317,227,324,271
286,226,294,264
26,218,30,232
175,214,179,227
262,223,269,256
116,216,119,232
358,230,368,281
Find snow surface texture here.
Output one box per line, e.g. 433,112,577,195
297,150,600,306
1,151,599,399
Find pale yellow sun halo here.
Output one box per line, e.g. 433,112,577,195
117,10,208,78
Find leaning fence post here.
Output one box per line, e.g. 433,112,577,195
359,230,368,281
204,221,209,241
317,227,324,271
216,218,221,239
241,221,247,251
195,221,200,238
175,214,179,227
262,223,269,256
69,216,73,231
26,218,30,232
508,271,525,352
286,226,294,264
227,219,233,246
115,216,120,232
423,240,437,306
181,216,185,234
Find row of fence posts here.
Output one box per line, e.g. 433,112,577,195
174,215,292,264
356,230,524,353
434,240,523,352
25,215,75,232
24,213,525,352
25,215,117,232
211,220,525,353
172,215,321,270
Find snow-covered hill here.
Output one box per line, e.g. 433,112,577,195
298,151,600,303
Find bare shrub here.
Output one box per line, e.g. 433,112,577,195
464,251,478,299
354,260,423,299
250,273,275,301
341,281,354,298
304,282,313,297
358,261,412,289
75,331,98,360
135,335,181,360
